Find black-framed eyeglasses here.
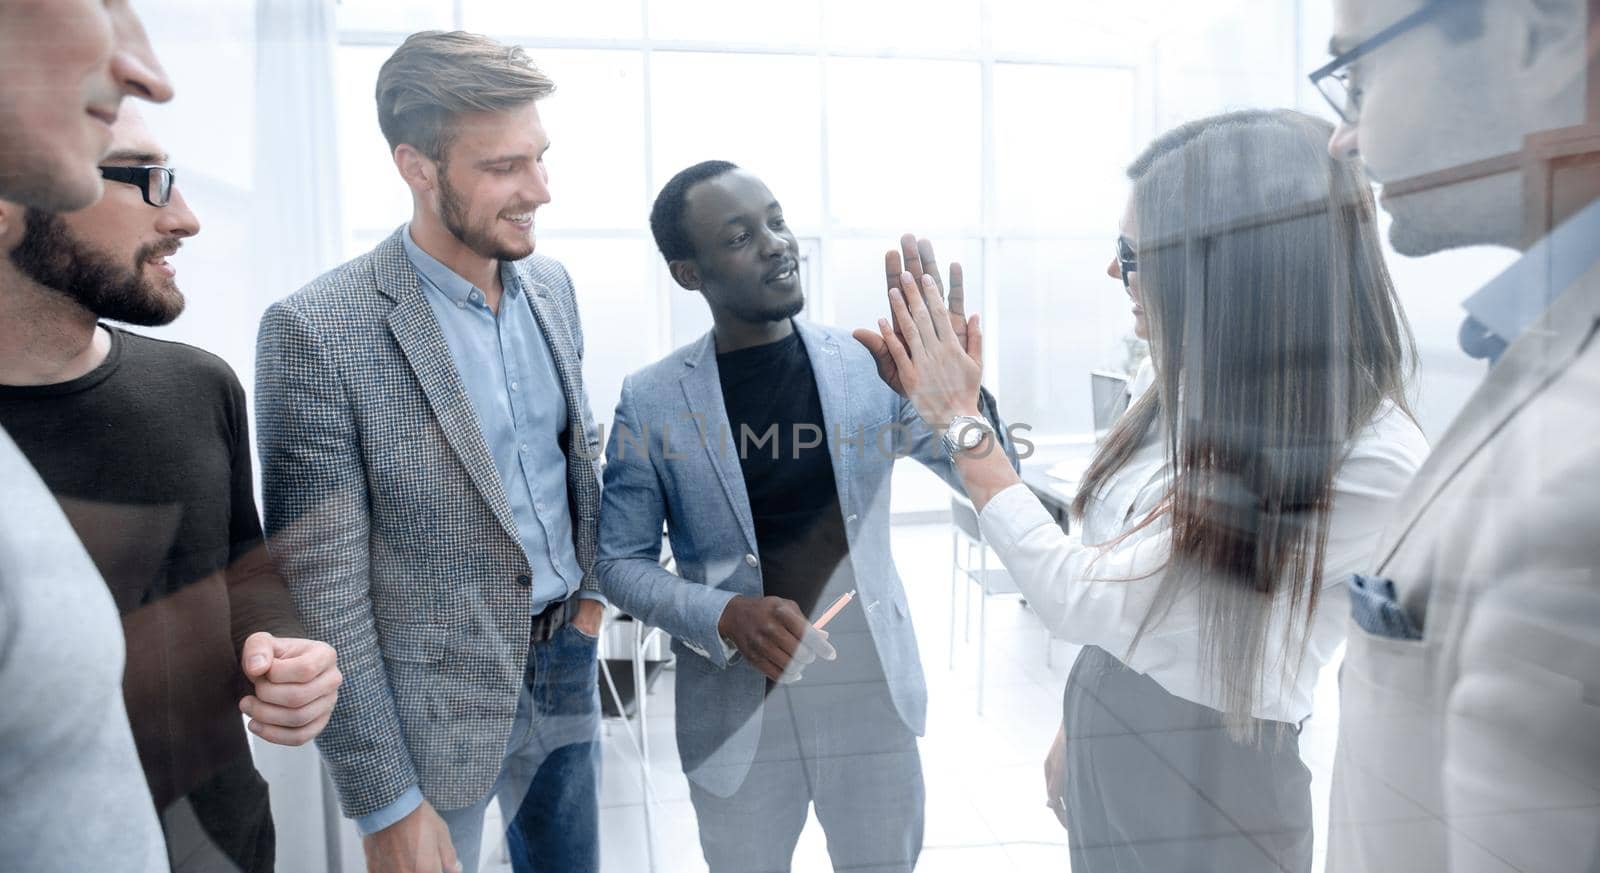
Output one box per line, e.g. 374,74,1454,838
1309,1,1448,125
99,165,176,207
1116,235,1137,289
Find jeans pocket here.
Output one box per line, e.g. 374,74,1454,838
535,624,601,720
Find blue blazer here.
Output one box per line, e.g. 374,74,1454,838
595,318,1015,796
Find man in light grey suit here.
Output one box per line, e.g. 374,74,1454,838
1316,0,1600,870
256,32,605,873
596,161,1018,873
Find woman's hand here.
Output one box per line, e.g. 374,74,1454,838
855,235,976,396
1044,721,1070,830
872,268,984,431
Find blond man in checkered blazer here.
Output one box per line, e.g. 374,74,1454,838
256,32,606,873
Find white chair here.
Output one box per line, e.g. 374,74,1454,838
949,495,1023,715
588,543,675,873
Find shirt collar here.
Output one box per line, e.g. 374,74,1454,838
401,224,523,308
1460,197,1600,357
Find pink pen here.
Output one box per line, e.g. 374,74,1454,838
813,590,856,630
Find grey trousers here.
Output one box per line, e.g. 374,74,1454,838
687,626,924,873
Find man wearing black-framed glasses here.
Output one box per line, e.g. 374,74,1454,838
1315,1,1600,871
0,105,342,873
100,164,176,208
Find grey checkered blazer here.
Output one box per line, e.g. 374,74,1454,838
255,226,602,818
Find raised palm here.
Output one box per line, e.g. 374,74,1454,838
853,234,971,397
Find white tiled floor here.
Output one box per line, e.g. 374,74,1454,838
480,521,1344,873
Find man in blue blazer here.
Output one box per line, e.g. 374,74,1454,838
596,161,1017,873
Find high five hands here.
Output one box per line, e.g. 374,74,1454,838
852,234,985,430
853,234,979,397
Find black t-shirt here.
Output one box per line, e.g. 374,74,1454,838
717,329,858,619
716,327,887,692
0,326,301,873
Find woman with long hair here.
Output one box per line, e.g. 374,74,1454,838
858,108,1428,872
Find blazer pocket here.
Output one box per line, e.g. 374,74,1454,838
1349,574,1424,640
380,626,447,665
1343,616,1433,703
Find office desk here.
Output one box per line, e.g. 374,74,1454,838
1017,438,1099,534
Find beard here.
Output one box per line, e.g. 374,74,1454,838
725,288,806,325
438,170,535,262
8,210,184,326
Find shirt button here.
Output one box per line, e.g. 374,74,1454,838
515,574,532,587
744,553,758,568
520,443,529,453
845,514,859,524
511,381,519,391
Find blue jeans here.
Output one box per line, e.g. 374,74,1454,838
439,621,601,873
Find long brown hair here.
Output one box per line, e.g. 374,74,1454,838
1072,109,1415,736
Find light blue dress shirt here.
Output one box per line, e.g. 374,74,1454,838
356,229,595,836
1460,198,1600,363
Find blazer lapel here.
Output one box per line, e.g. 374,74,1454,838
1376,261,1600,569
376,231,522,545
679,333,760,555
796,321,853,514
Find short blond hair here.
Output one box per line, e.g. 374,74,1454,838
375,30,555,162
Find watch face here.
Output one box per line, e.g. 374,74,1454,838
952,418,987,449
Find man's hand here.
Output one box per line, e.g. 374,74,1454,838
362,800,462,873
1044,721,1069,830
238,632,341,746
716,595,836,683
571,598,604,638
854,234,972,397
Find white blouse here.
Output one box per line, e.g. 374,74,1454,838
979,399,1429,724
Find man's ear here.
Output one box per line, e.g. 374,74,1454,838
1514,0,1588,109
393,143,436,195
669,259,702,291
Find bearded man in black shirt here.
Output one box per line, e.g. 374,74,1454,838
596,161,1016,873
0,107,341,873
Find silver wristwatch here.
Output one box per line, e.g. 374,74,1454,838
942,414,995,461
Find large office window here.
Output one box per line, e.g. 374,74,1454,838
334,0,1302,441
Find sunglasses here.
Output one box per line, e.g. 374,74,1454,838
99,165,176,207
1116,235,1137,288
